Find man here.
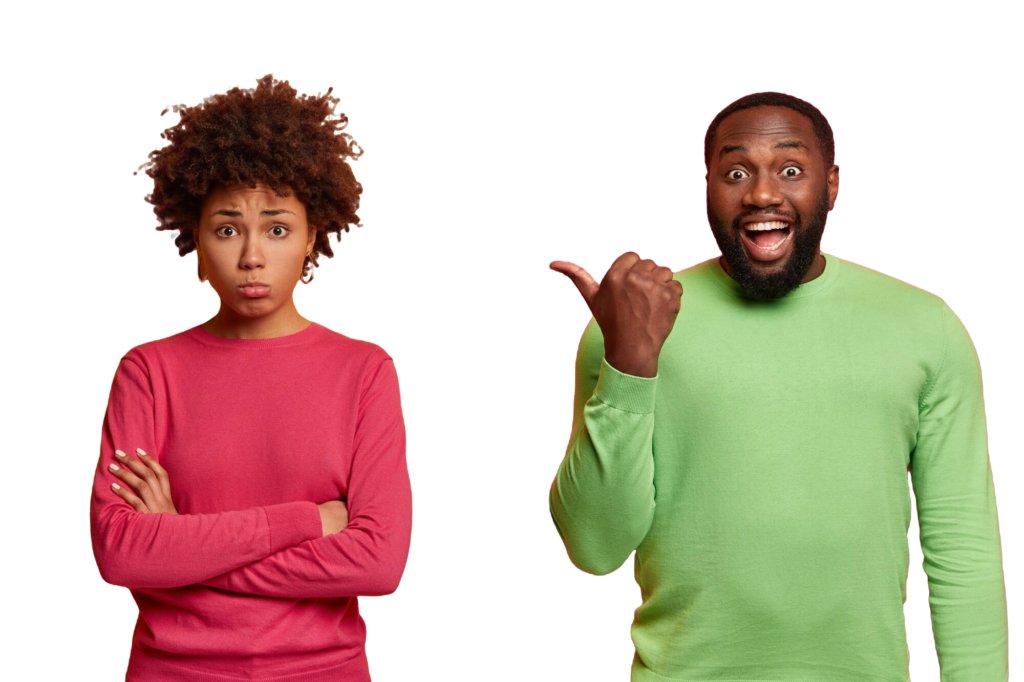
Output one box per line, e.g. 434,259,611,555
549,92,1008,681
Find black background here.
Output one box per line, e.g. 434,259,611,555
74,61,1007,675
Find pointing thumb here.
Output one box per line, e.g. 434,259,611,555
550,260,599,307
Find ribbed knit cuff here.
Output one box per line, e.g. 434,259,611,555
262,500,323,553
593,357,658,414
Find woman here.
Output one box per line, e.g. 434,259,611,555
90,75,412,682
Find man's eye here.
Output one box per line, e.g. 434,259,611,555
728,170,748,180
782,166,802,177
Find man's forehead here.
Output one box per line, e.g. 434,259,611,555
715,107,814,145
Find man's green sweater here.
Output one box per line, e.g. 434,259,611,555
550,253,1007,681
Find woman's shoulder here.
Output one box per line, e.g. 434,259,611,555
309,319,393,360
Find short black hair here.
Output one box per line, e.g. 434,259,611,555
704,92,834,170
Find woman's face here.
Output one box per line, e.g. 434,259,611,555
196,182,316,319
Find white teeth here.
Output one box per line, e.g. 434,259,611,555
753,235,790,253
745,221,790,231
742,221,792,251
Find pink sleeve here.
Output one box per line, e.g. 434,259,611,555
199,357,413,598
90,354,323,589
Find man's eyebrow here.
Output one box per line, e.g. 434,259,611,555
719,144,745,157
773,140,809,152
209,209,296,217
718,141,809,158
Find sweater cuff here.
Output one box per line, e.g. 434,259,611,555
593,356,658,414
262,500,322,553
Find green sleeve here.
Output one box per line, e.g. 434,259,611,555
910,301,1008,681
549,318,658,575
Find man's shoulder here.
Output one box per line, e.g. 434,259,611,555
831,254,946,310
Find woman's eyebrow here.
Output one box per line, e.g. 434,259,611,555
209,208,296,217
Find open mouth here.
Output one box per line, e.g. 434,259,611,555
742,221,791,252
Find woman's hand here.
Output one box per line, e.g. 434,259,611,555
318,500,349,536
108,448,179,514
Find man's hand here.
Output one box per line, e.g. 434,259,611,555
551,252,683,378
108,448,179,514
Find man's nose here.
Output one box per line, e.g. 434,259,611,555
742,171,783,208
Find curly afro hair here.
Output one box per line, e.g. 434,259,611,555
700,91,835,175
138,74,363,283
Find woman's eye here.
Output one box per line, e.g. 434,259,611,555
216,226,236,237
215,224,288,235
782,166,802,177
728,169,748,180
271,225,289,237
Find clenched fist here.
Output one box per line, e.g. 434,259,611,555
551,252,683,378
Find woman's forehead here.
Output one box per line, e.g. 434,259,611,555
202,183,304,212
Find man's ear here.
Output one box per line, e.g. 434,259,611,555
827,165,840,210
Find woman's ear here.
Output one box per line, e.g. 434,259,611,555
306,227,317,254
191,220,204,253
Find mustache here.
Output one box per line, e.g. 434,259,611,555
732,208,799,227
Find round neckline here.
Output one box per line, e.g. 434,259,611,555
188,319,321,348
708,248,843,299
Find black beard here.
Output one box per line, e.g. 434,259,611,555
707,188,831,301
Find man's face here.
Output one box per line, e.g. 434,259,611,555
706,106,839,301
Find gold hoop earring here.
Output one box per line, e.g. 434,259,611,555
197,252,207,283
301,251,313,280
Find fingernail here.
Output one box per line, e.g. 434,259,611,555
115,450,126,458
109,463,120,471
111,483,121,490
136,448,147,456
